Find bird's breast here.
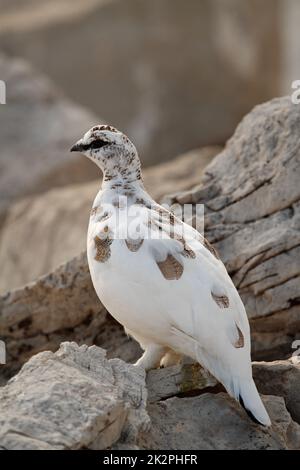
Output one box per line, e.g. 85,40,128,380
87,225,173,337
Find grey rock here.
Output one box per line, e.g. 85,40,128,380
147,359,300,430
143,360,300,450
141,343,300,450
0,342,148,450
253,359,300,424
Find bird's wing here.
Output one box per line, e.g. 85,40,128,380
133,202,252,388
92,198,270,426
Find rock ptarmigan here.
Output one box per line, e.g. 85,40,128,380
71,125,271,427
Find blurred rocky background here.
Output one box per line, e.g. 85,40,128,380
0,0,300,450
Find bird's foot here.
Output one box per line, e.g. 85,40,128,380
160,350,182,368
134,345,166,371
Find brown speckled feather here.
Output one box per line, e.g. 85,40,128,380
125,238,144,252
157,254,183,280
90,205,101,216
94,235,112,263
211,292,230,308
233,325,244,348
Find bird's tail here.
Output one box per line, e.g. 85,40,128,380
237,379,271,427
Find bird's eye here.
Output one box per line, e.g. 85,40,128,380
89,139,111,150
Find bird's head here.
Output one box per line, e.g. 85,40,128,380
70,125,141,183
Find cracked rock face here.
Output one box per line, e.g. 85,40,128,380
143,361,300,450
0,342,148,450
138,393,300,450
164,97,300,360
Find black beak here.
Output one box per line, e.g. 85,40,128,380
70,142,84,152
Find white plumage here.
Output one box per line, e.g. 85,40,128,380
70,125,271,427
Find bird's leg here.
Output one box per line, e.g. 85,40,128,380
134,344,167,371
160,350,182,368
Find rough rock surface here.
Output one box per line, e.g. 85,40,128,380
0,342,148,450
146,361,219,403
139,394,300,450
0,0,279,163
0,53,100,217
0,146,219,293
143,360,300,450
0,344,299,450
147,359,300,425
164,97,300,360
253,359,300,424
0,253,105,381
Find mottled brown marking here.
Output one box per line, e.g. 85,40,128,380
157,254,183,280
123,182,134,190
112,199,126,209
211,292,229,308
128,154,135,165
149,217,196,261
94,233,112,263
168,231,196,259
234,325,244,348
90,205,101,216
149,218,163,233
111,182,122,189
135,197,146,205
182,243,196,259
125,238,144,252
98,211,112,222
93,124,118,133
104,174,113,181
204,238,220,259
154,205,175,224
169,213,175,225
124,190,135,198
135,197,151,209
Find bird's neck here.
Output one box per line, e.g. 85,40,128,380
101,153,143,191
97,176,150,209
99,163,150,207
